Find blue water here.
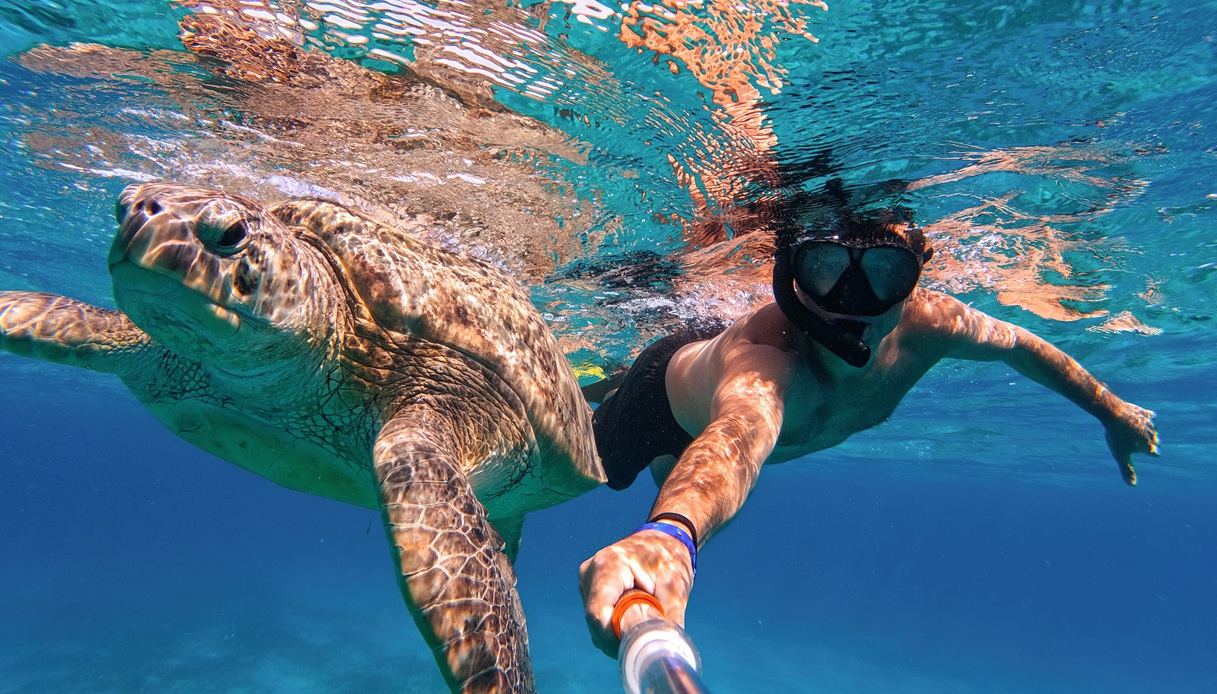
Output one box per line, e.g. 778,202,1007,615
2,0,1216,692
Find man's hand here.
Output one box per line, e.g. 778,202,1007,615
578,528,694,657
1104,401,1160,485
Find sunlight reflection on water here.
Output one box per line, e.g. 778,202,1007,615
0,0,1214,465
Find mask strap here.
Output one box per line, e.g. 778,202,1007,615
773,246,871,368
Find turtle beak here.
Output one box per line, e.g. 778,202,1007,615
109,184,209,280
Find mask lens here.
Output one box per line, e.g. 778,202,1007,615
793,242,852,298
860,247,921,303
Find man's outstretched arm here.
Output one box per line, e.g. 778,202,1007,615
579,343,788,656
920,292,1159,483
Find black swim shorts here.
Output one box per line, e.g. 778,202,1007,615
592,323,727,491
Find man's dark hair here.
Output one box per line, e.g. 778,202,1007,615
772,178,932,261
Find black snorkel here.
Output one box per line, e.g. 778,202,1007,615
772,244,872,368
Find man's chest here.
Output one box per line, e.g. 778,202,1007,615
771,353,933,459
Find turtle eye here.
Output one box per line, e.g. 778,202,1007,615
217,221,248,250
197,216,251,256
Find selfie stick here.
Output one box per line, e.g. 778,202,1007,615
612,589,710,694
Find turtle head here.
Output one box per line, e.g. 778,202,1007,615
110,183,344,377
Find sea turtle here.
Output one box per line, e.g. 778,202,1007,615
0,183,606,692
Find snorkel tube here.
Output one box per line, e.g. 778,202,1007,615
772,245,871,368
614,589,710,694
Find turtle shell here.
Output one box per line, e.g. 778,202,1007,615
268,199,604,495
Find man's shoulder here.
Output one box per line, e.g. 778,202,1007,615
666,304,798,402
888,290,976,359
898,289,1015,358
682,303,801,380
727,302,802,353
901,288,971,331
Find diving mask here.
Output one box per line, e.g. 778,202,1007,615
790,236,923,316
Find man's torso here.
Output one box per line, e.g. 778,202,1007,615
665,292,952,464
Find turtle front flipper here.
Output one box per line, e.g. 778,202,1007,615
0,291,152,374
374,411,534,694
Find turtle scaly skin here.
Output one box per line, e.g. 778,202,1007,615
0,183,606,692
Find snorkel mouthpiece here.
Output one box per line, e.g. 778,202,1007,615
773,245,871,368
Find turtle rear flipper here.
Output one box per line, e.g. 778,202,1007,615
374,411,534,694
0,291,152,374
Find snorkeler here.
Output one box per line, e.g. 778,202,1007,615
579,203,1160,656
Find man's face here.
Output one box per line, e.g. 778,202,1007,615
788,219,922,342
773,211,931,367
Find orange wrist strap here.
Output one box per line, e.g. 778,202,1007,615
611,589,665,640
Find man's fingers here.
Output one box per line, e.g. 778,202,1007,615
584,607,618,656
580,553,640,657
578,557,595,600
583,599,618,655
580,535,696,659
578,555,616,654
1119,456,1137,486
1106,427,1141,485
586,579,621,627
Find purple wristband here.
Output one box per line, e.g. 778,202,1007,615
635,521,697,577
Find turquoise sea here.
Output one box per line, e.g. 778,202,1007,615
1,0,1214,691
